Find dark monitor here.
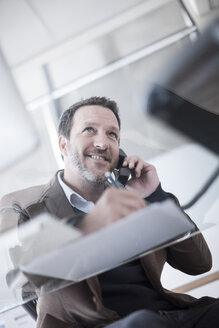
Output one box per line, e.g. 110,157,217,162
147,18,219,155
147,85,219,155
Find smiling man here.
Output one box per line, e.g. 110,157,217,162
1,97,218,328
59,103,120,199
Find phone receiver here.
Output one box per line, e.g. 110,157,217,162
115,148,131,187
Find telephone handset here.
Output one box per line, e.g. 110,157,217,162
115,148,131,187
105,148,130,188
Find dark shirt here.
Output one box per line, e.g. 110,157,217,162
99,259,176,317
99,184,177,317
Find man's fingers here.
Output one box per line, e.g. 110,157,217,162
123,156,144,178
134,161,144,178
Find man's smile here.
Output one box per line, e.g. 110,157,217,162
88,155,108,161
85,151,111,162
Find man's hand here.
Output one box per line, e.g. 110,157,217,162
123,156,160,198
78,188,146,234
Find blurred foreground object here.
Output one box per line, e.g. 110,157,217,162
0,49,39,172
147,18,219,154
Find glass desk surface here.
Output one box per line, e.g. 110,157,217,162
0,198,218,314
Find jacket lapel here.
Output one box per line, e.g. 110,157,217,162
43,171,76,220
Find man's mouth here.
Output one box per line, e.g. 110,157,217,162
88,155,108,161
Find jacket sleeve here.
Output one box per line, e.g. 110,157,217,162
145,184,212,275
165,197,212,275
0,193,22,234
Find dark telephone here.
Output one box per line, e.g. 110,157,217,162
115,148,131,187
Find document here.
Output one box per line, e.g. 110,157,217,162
19,199,195,282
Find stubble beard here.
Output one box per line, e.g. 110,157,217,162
67,148,117,185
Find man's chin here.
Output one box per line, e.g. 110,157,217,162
87,162,111,174
85,175,106,184
81,169,106,184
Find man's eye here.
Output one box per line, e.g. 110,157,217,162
84,127,94,133
109,132,117,139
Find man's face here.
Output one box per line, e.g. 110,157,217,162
60,105,120,184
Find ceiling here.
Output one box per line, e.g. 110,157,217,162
0,0,218,66
0,0,218,105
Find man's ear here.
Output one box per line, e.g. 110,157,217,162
58,136,68,157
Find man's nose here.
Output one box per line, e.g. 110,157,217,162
93,135,109,150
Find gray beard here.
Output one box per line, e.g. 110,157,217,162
68,150,115,184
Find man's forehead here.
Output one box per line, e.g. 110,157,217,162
73,105,119,128
81,121,119,132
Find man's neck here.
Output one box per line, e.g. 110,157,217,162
63,170,105,203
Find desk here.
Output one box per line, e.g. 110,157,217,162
0,199,206,314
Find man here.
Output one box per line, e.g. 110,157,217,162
1,97,218,327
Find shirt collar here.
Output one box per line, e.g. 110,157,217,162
57,171,94,213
